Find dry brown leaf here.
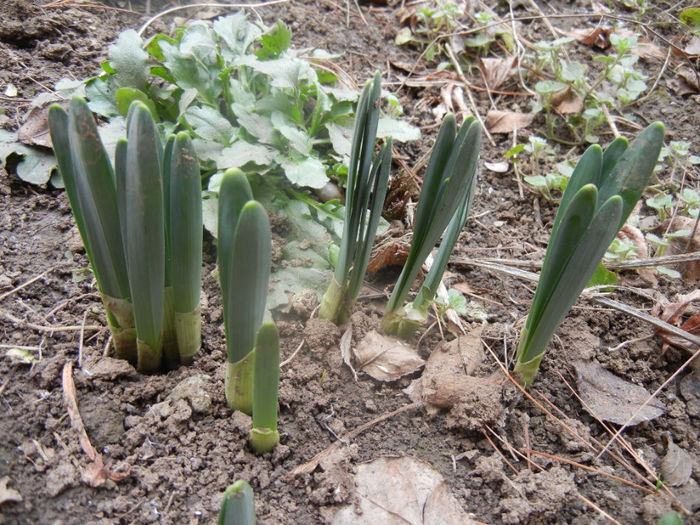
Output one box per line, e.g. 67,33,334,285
478,56,517,90
653,290,700,352
367,241,410,275
485,110,534,133
670,67,700,95
565,27,611,49
484,160,509,173
0,476,22,505
574,361,665,425
618,224,657,286
353,330,424,381
660,438,692,487
62,362,130,487
332,457,475,525
684,36,700,57
340,324,358,381
18,101,67,149
551,86,584,115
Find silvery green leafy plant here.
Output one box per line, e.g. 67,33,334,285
48,98,203,372
381,114,481,338
514,122,665,386
319,72,392,325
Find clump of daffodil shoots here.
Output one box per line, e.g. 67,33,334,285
514,122,665,386
319,72,392,325
48,98,202,372
381,114,481,338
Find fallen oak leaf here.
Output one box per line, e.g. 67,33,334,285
564,27,611,49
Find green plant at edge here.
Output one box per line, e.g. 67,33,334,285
657,511,684,525
381,114,481,338
218,480,255,525
514,122,665,386
319,72,392,325
218,168,272,414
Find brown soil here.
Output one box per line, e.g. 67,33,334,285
0,1,698,524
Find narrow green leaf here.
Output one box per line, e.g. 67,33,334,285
218,480,256,525
386,117,480,313
222,200,271,363
218,168,254,337
347,140,392,302
169,132,202,313
524,185,598,353
598,122,665,228
413,176,473,309
519,195,622,365
50,99,129,300
122,101,165,357
550,145,602,241
252,322,280,432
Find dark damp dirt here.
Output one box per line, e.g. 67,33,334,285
1,1,699,524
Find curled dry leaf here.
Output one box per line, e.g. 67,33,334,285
340,324,358,382
353,330,424,381
618,224,657,286
653,290,700,353
332,456,475,525
62,362,130,487
551,86,584,115
0,476,22,505
565,27,611,49
684,36,700,57
670,67,700,96
660,437,692,487
484,160,509,173
478,56,517,90
574,361,665,425
18,101,67,149
485,110,534,133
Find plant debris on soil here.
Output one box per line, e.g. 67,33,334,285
0,1,699,524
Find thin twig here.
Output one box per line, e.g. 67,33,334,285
524,448,653,494
137,0,290,36
280,339,305,368
444,43,496,147
0,309,104,333
286,401,424,478
0,269,52,303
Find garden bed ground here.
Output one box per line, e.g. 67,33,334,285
0,1,698,524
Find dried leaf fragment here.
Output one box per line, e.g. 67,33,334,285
551,86,584,115
485,110,534,133
0,477,22,505
574,361,665,425
353,330,424,381
660,438,692,487
478,56,517,90
332,456,475,525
